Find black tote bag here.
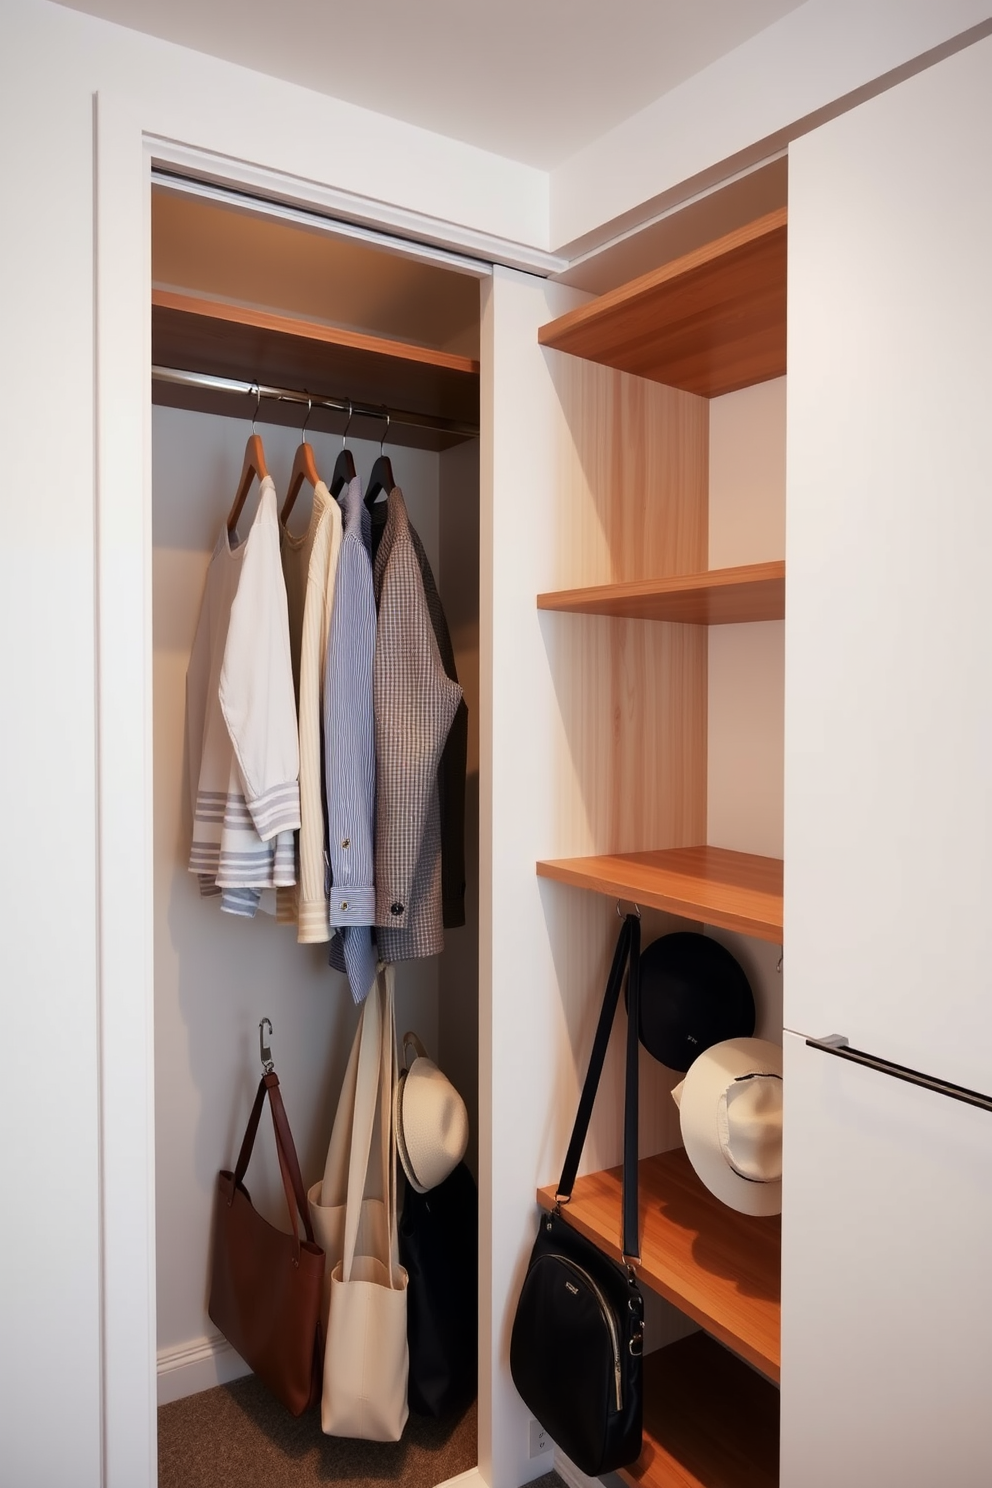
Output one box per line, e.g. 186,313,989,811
399,1160,478,1417
510,914,645,1477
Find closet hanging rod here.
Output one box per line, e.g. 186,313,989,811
151,365,480,439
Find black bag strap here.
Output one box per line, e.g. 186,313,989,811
555,913,641,1264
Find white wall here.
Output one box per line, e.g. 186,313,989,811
705,376,787,1050
152,406,443,1402
0,5,529,1480
551,0,992,253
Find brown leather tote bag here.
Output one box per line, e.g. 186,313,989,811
209,1069,324,1415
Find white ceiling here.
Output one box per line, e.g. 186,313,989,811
55,0,805,168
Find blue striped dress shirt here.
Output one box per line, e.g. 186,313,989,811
324,478,377,1004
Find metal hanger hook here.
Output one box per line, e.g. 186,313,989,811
379,406,390,456
616,899,642,920
259,1017,274,1074
301,392,312,443
251,383,262,434
341,399,354,448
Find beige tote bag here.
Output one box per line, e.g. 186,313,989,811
308,964,409,1440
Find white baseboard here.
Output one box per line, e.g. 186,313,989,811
554,1448,625,1488
157,1332,252,1406
433,1469,485,1488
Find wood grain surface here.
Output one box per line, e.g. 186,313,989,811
539,210,787,398
538,1147,781,1380
538,561,785,624
151,290,480,448
536,847,783,942
623,1333,780,1488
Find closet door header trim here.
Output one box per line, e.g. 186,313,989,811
150,139,565,278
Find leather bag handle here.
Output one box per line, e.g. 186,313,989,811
232,1070,316,1259
555,914,641,1263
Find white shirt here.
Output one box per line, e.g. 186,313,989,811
187,477,301,914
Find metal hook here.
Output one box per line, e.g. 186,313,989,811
259,1017,274,1074
776,946,783,974
251,383,262,434
301,392,312,443
341,399,354,448
616,899,642,920
379,406,390,456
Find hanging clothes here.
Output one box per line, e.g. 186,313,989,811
186,476,300,915
371,500,468,930
325,477,377,1003
372,487,462,963
279,480,343,941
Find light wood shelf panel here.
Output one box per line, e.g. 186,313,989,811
538,209,787,398
538,561,784,625
538,1147,781,1381
151,290,480,452
623,1333,779,1488
536,847,783,943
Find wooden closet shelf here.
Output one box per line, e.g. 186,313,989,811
623,1333,780,1488
536,847,783,943
537,1147,781,1381
538,208,787,398
151,290,480,452
537,561,784,625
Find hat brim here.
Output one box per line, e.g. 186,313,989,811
392,1068,428,1194
678,1037,783,1217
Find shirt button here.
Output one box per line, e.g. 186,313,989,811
340,901,349,911
341,837,350,849
390,902,404,916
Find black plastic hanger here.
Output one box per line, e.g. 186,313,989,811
330,400,357,497
364,409,394,508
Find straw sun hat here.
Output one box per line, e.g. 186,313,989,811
393,1033,469,1194
672,1036,783,1216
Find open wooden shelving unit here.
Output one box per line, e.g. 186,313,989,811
536,847,783,943
539,1149,781,1380
538,208,787,398
151,289,480,451
537,1150,781,1488
537,560,784,626
536,210,787,1484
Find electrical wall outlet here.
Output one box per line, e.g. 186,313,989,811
529,1417,551,1457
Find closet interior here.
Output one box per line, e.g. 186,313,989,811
536,209,787,1487
150,178,482,1466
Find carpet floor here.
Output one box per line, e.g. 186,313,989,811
159,1377,565,1488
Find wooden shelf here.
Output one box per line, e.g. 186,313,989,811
538,1147,781,1381
537,561,784,625
624,1333,779,1488
538,208,787,398
536,847,783,943
151,290,479,452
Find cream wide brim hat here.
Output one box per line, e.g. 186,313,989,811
393,1034,469,1195
672,1036,783,1216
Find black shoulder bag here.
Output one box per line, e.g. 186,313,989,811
510,914,644,1477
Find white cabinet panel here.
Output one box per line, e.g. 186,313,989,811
781,1032,992,1488
784,35,992,1089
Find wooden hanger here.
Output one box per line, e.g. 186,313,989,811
227,387,269,538
364,408,395,509
330,400,357,497
282,395,321,523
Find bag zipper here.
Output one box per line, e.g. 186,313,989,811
539,1252,622,1411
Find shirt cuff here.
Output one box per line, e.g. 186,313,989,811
375,888,410,930
246,780,301,841
328,885,376,926
297,896,332,943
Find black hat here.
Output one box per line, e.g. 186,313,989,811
632,932,755,1072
